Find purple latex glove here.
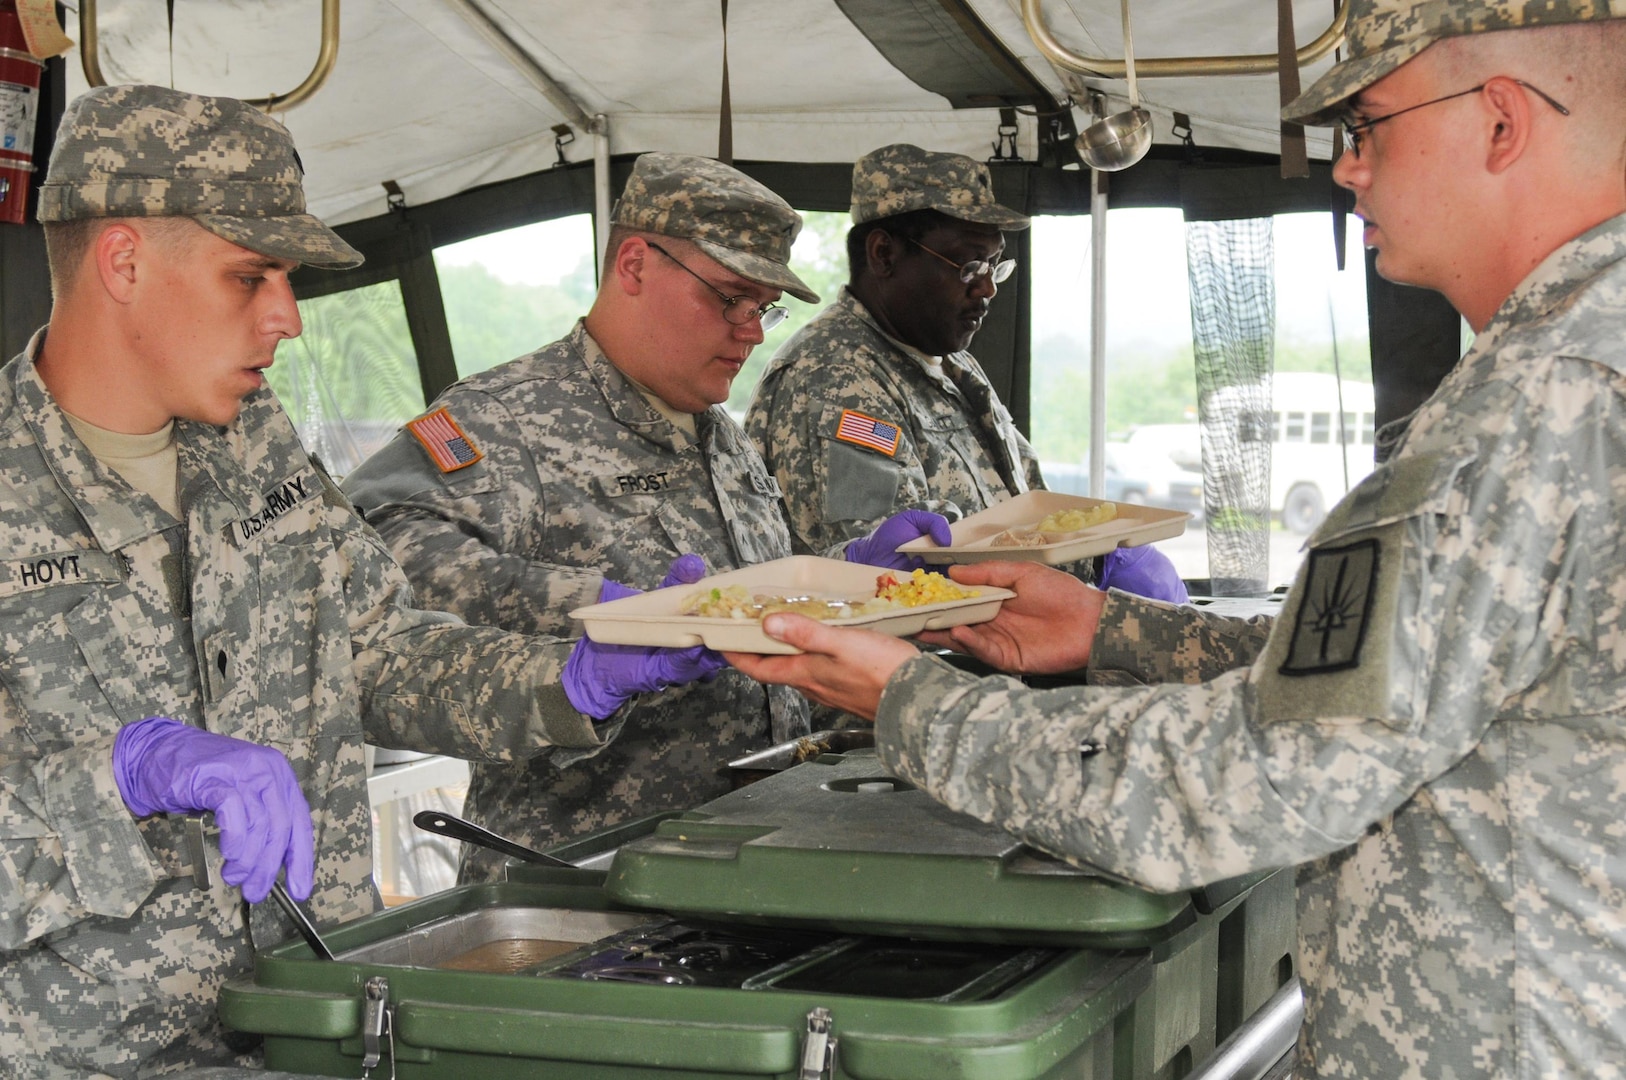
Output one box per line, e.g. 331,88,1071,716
1099,544,1189,603
844,510,954,571
112,717,315,903
563,554,728,720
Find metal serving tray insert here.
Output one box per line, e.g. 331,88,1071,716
336,906,654,971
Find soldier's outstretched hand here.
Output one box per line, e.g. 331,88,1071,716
915,561,1104,674
562,554,728,720
725,616,919,721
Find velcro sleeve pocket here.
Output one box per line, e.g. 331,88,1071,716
1254,446,1477,733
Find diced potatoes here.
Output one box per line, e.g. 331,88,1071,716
1037,502,1117,534
680,570,977,619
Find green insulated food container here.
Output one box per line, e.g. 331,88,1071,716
220,880,1152,1079
222,751,1296,1079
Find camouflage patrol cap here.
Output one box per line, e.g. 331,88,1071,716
850,144,1029,230
612,152,818,304
1284,0,1626,126
38,84,362,270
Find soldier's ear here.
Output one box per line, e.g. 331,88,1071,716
93,223,140,303
611,235,651,295
865,229,900,279
1480,76,1533,177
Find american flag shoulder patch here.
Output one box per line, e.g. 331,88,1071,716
834,409,901,457
407,407,484,473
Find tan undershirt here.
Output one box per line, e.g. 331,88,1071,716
623,372,699,440
63,411,181,519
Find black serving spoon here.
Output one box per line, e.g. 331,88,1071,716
412,810,577,869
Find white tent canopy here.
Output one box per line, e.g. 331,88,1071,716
67,0,1346,226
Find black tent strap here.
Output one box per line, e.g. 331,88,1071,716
1277,0,1309,178
835,0,1057,110
718,0,733,165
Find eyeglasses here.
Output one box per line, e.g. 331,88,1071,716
905,236,1016,285
647,242,788,331
1340,79,1569,159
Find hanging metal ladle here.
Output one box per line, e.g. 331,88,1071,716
1075,0,1153,171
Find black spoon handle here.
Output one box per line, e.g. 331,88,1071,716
411,810,577,868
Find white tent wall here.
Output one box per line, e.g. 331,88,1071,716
1,0,1463,442
61,0,1352,223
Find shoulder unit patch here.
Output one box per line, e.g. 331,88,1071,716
834,409,901,457
1279,537,1379,676
407,407,483,473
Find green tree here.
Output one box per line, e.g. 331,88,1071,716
438,259,595,376
726,210,851,415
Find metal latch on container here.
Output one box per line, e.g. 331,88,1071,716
798,1007,837,1080
361,976,396,1080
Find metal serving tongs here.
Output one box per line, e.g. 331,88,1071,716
183,813,337,960
269,879,337,961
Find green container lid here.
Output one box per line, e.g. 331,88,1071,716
604,752,1194,947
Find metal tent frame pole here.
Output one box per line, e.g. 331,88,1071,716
1089,168,1109,499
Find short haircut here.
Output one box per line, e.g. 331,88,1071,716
43,216,202,298
1430,20,1626,172
603,225,699,267
845,208,958,281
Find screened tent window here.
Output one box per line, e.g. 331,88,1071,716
726,210,847,418
434,215,598,378
271,280,424,478
1028,210,1370,591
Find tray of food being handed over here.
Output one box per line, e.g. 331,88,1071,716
569,556,1014,655
896,490,1192,566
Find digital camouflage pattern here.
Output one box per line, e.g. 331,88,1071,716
848,143,1030,229
612,151,818,303
745,288,1044,553
37,84,362,269
343,321,810,883
1085,593,1275,687
874,213,1626,1077
0,337,596,1076
1285,0,1626,125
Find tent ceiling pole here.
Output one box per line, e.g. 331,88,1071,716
1020,0,1346,78
593,114,611,286
442,0,591,129
1089,168,1108,499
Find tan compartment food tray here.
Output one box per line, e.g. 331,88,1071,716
897,491,1192,566
570,556,1013,655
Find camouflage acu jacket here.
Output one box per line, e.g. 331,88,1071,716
744,288,1044,554
875,213,1626,1079
0,342,587,1077
343,321,808,882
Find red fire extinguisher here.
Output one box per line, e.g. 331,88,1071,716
0,0,44,226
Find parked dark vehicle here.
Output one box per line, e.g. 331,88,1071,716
1041,444,1204,516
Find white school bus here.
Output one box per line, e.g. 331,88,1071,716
1268,372,1376,533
